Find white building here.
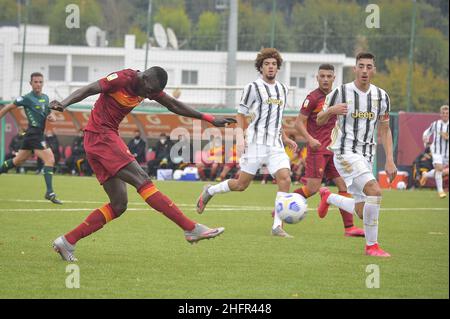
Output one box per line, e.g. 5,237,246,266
0,25,354,110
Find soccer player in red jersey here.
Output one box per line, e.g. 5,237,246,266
49,67,236,261
294,64,365,237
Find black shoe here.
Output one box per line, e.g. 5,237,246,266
45,192,63,205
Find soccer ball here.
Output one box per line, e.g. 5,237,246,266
396,181,407,190
275,193,308,224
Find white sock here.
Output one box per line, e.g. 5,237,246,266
207,180,231,196
272,192,289,229
424,169,435,178
363,196,381,246
435,171,444,193
327,194,355,215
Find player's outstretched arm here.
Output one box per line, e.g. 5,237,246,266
155,94,236,127
0,103,17,119
50,81,102,112
379,120,397,182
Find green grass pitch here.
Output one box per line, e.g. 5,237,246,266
0,174,448,299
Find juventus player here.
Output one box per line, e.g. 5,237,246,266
294,64,364,237
316,52,396,257
196,48,298,238
421,105,449,198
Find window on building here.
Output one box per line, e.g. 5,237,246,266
48,66,65,81
290,76,306,89
72,66,89,82
182,70,198,85
290,77,297,87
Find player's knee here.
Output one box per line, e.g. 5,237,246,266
278,175,291,188
308,184,321,195
111,201,127,216
135,169,150,186
366,188,382,197
355,207,364,219
46,158,55,166
369,187,382,197
364,181,382,197
13,157,25,166
235,182,249,192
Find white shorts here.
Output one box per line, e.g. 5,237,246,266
432,153,449,166
333,153,376,203
239,144,290,177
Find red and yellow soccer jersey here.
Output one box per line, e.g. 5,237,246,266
85,69,165,133
227,145,239,163
299,88,335,155
208,145,225,163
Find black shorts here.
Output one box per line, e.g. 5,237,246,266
20,127,47,150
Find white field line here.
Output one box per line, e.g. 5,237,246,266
0,199,448,212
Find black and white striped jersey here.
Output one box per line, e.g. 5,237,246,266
323,81,390,162
237,77,289,147
423,119,449,157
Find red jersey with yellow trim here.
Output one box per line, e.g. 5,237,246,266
208,145,225,163
300,88,335,155
227,145,239,163
85,69,165,133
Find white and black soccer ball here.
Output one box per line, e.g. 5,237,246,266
275,193,308,224
396,181,407,190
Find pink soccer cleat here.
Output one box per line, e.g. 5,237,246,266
365,243,391,257
345,226,365,237
317,187,331,218
196,184,213,214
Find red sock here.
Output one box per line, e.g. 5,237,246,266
65,204,117,245
138,181,196,231
293,186,313,199
338,191,354,228
197,166,206,180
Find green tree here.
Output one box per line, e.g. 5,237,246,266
418,1,449,37
290,0,363,55
415,27,449,77
238,2,271,51
372,59,449,112
28,0,50,25
185,0,217,24
364,0,423,72
0,0,17,24
154,6,191,46
99,0,134,47
191,11,221,50
237,2,294,52
128,25,147,49
48,0,104,45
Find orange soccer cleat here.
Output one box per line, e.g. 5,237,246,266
317,187,331,218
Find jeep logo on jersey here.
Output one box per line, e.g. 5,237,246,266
265,98,283,106
351,111,375,120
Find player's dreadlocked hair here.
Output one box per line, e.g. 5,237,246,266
143,66,168,91
254,48,283,73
